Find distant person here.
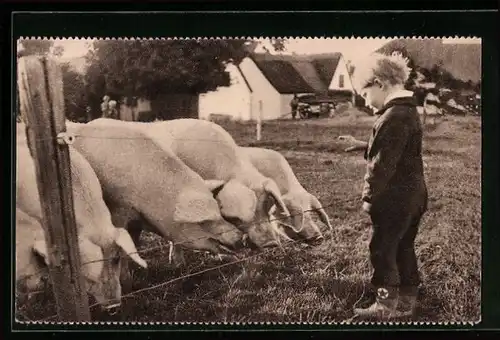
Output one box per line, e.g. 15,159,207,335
290,94,299,119
101,95,111,118
338,52,428,321
320,102,329,116
108,100,119,120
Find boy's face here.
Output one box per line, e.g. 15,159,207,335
361,79,387,111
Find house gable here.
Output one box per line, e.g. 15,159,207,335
239,57,279,97
235,64,253,93
204,63,252,94
327,55,355,92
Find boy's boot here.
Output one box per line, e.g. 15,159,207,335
395,286,419,319
353,286,399,320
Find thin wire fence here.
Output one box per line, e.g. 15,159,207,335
15,198,368,323
15,196,363,286
16,131,364,280
15,128,368,323
31,214,369,323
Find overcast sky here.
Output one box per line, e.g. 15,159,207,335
256,38,394,64
53,38,392,62
50,37,481,66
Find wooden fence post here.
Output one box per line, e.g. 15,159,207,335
256,100,262,141
17,55,91,322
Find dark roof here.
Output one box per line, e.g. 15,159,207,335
376,39,481,83
252,58,316,94
289,60,325,93
310,53,342,88
250,52,346,94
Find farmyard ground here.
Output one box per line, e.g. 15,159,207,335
16,112,481,324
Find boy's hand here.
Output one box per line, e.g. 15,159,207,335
338,135,366,153
362,201,372,214
345,145,362,152
338,135,358,144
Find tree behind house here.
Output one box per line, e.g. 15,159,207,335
83,39,286,120
60,63,89,122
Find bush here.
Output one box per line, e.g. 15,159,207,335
137,111,158,122
61,63,89,122
208,114,234,124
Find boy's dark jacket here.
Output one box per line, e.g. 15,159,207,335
362,96,428,214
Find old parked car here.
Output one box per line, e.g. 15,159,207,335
297,94,337,119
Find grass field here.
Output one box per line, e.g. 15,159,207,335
16,112,481,324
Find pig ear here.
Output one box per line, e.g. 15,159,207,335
204,179,226,194
263,179,291,219
32,240,50,266
114,228,148,269
216,181,256,223
277,201,305,237
309,194,333,232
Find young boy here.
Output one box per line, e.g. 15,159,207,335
339,53,428,320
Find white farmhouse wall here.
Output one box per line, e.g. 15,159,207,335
328,56,355,92
280,94,295,118
198,63,252,121
239,58,282,121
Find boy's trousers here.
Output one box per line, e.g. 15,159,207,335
368,196,427,288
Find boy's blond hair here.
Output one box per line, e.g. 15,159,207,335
353,52,412,92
